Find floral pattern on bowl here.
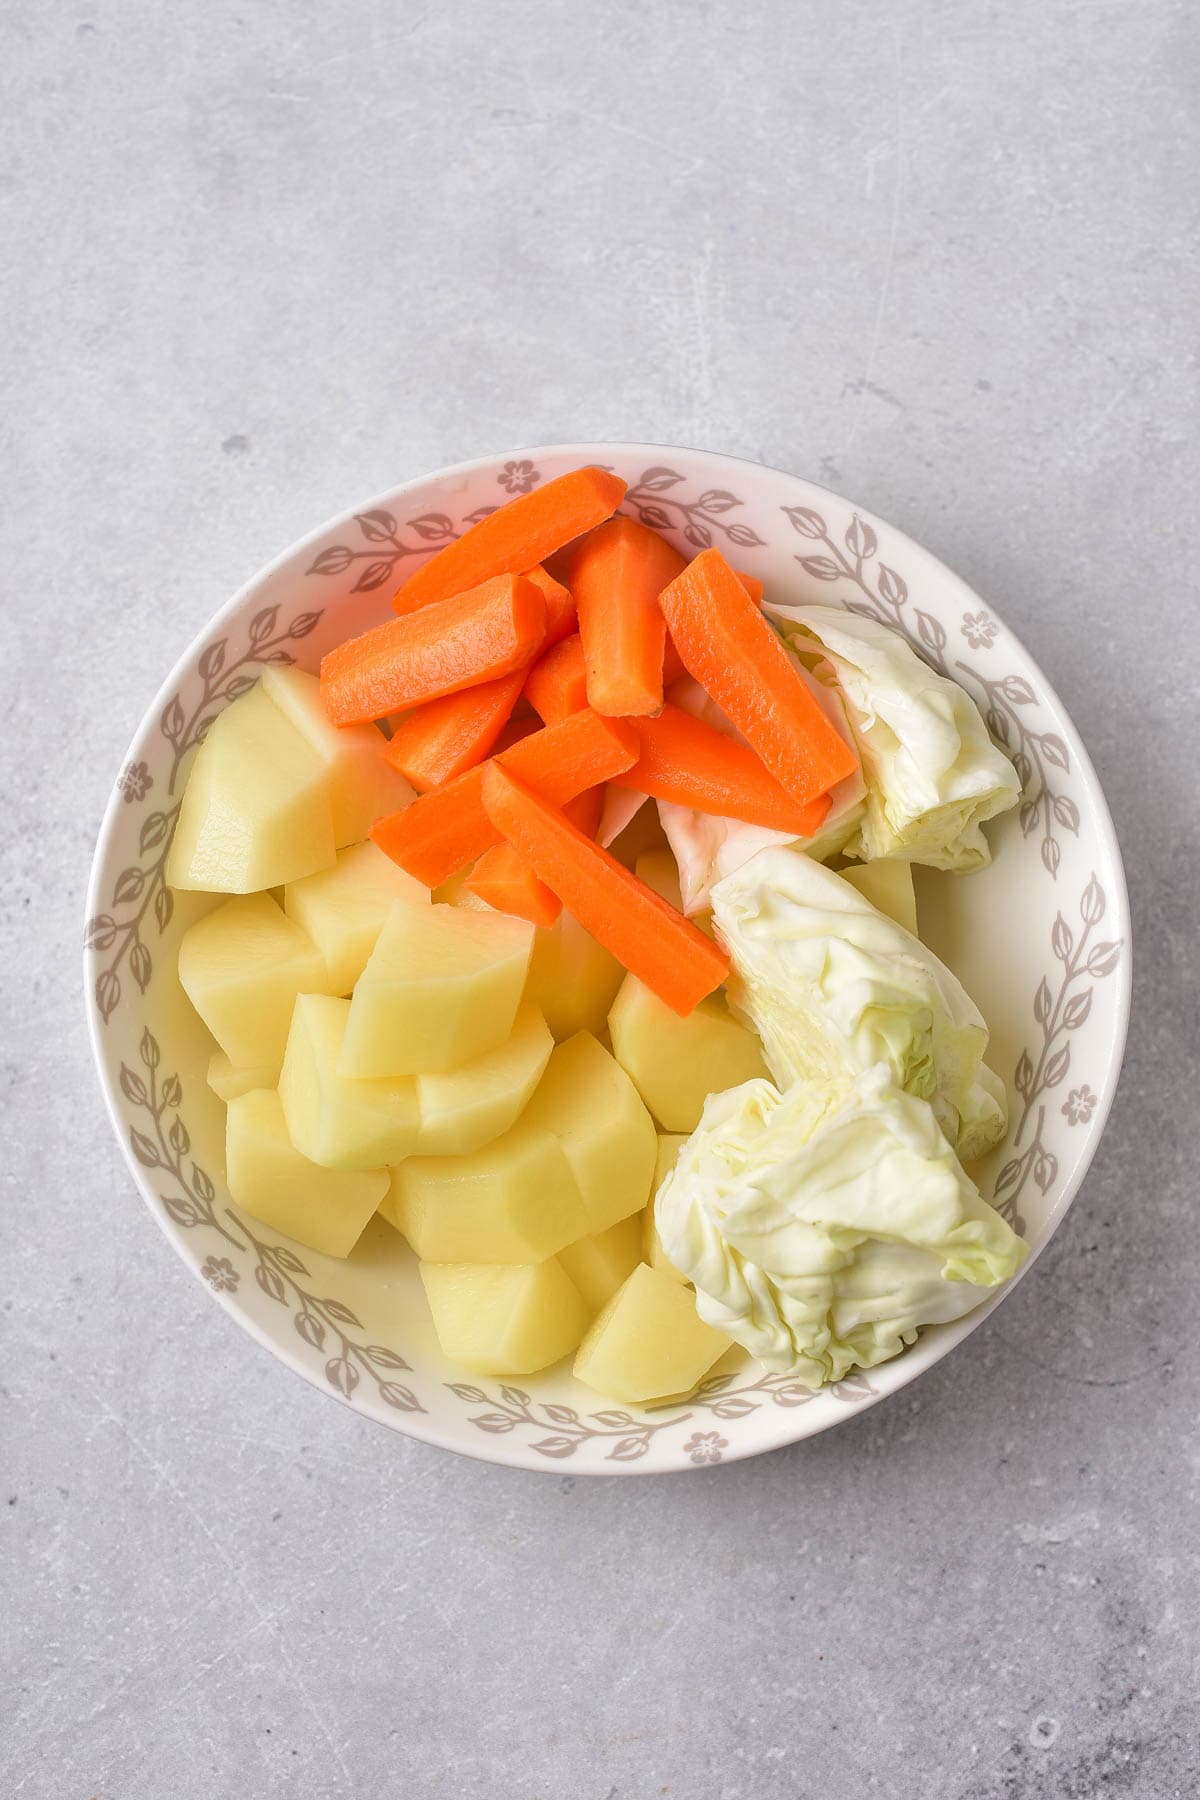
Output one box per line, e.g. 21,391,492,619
85,445,1130,1474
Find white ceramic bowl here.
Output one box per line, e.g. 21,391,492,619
85,444,1130,1474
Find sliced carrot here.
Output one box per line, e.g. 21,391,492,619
383,672,523,792
321,574,545,727
392,467,626,615
371,710,638,888
464,791,601,926
526,565,576,647
492,714,541,753
658,549,859,807
481,766,729,1015
613,703,832,834
662,568,761,684
568,516,684,717
524,632,588,724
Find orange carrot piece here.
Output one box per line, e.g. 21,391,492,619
383,672,524,792
371,710,638,888
569,516,684,717
524,632,588,724
662,569,761,684
321,574,545,726
526,565,576,647
392,467,626,615
464,791,601,926
613,704,832,834
658,549,859,807
481,766,729,1015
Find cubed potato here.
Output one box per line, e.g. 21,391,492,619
634,848,684,910
573,1263,731,1403
525,909,624,1040
226,1088,387,1257
557,1214,642,1312
608,975,769,1133
384,1113,589,1262
420,1259,590,1375
278,994,420,1170
838,859,918,936
285,840,429,994
260,665,414,844
643,1134,689,1282
166,683,337,893
416,1002,553,1156
207,1050,281,1103
521,1033,657,1234
339,902,534,1077
178,892,333,1069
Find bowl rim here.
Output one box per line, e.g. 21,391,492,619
85,440,1132,1472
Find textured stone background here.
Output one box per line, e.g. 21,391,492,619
3,2,1198,1796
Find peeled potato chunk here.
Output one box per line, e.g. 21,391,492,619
383,1111,589,1263
520,1032,657,1235
260,665,413,845
167,683,336,893
207,1050,281,1103
178,891,333,1070
285,841,429,995
573,1263,731,1404
420,1259,590,1375
339,901,534,1077
608,974,768,1133
557,1214,643,1313
278,994,419,1170
838,859,918,936
643,1135,689,1283
524,909,624,1040
226,1088,386,1257
415,1002,553,1156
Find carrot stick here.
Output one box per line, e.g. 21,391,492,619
383,671,523,792
464,791,601,926
613,703,833,834
392,467,627,615
321,574,545,727
481,766,729,1015
523,632,588,724
657,549,859,806
371,710,638,888
662,569,761,684
568,516,684,717
526,565,576,647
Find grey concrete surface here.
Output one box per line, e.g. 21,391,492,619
3,2,1198,1796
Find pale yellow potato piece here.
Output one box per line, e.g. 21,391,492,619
838,859,918,936
521,1032,657,1234
178,892,334,1069
278,994,420,1170
207,1050,280,1103
384,1113,588,1263
634,848,684,910
167,683,336,893
643,1135,689,1283
226,1088,386,1257
339,901,534,1077
416,1002,553,1156
608,975,769,1133
525,909,624,1040
557,1214,642,1312
573,1263,731,1404
285,841,429,995
260,665,415,845
420,1259,590,1375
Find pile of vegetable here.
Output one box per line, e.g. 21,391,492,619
169,464,1029,1403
